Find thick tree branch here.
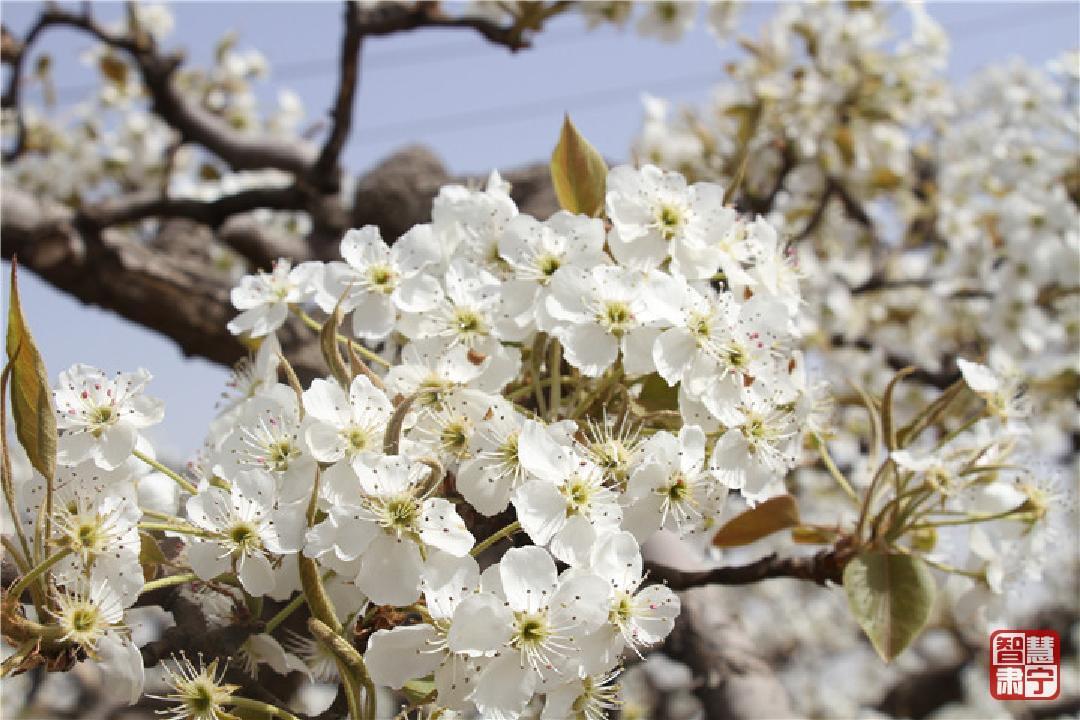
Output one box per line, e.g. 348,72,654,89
0,186,323,377
350,1,536,50
645,533,798,720
3,5,316,172
644,547,852,590
793,176,873,242
2,151,556,378
829,334,961,390
311,1,364,192
77,186,306,233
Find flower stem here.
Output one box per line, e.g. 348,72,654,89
907,507,1027,529
549,339,562,420
264,592,308,634
506,376,577,401
140,572,198,595
1,640,39,677
470,520,521,557
138,521,217,539
8,547,71,601
813,433,859,504
293,308,391,369
570,365,623,419
309,617,377,720
133,450,197,495
530,333,549,419
228,696,303,720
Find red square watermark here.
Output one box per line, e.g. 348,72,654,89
990,629,1060,700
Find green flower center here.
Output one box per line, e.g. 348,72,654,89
599,301,634,337
71,607,98,633
76,522,101,550
657,203,683,240
537,254,562,279
689,313,712,340
498,432,520,466
418,377,450,408
228,521,262,553
726,345,747,368
267,440,298,471
745,417,765,440
187,680,219,714
667,475,690,502
367,264,397,293
381,496,419,533
440,421,470,458
347,428,371,453
453,307,484,335
90,406,115,425
562,475,595,515
513,612,550,647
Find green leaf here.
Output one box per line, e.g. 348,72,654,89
5,261,57,483
550,115,607,217
791,525,839,545
139,532,167,581
843,551,936,661
636,373,678,413
402,678,436,704
98,52,128,88
33,54,55,107
712,494,800,548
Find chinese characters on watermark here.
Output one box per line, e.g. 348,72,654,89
990,630,1060,701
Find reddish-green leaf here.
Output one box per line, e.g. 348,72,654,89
550,115,608,217
5,261,56,482
712,494,800,548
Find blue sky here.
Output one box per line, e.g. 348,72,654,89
3,1,1078,459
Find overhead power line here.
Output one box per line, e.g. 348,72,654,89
40,4,1078,138
355,69,720,143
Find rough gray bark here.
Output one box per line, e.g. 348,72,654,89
645,532,798,720
0,150,554,380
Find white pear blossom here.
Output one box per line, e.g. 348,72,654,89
55,365,164,470
622,425,725,541
430,170,518,264
455,397,528,516
575,532,680,673
228,259,319,337
216,383,315,504
513,420,622,565
304,455,473,606
302,375,392,464
709,383,800,504
651,277,789,394
52,491,144,606
546,265,665,377
364,553,486,711
384,337,488,403
52,581,125,651
497,211,608,337
316,225,442,340
605,164,743,280
185,469,304,596
957,351,1031,423
448,546,610,718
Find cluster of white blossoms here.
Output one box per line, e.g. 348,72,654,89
220,165,809,716
626,1,1078,717
2,160,819,718
4,3,1077,720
